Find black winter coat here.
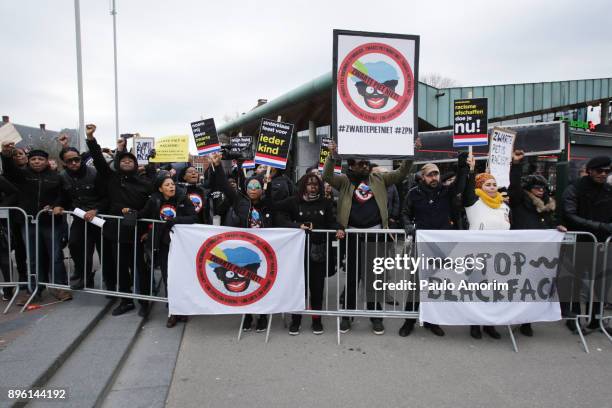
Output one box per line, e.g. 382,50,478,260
508,164,557,230
60,164,108,212
561,176,612,242
271,196,340,243
139,190,197,248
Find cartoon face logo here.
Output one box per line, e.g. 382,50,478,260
160,204,177,220
351,61,399,110
189,193,203,213
209,247,261,293
196,231,277,306
354,182,373,203
249,208,262,228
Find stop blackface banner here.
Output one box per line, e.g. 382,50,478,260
417,229,564,325
168,225,305,315
333,29,419,159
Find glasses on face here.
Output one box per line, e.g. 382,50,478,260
65,157,81,164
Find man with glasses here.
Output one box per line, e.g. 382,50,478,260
56,136,108,290
323,141,412,335
562,155,612,332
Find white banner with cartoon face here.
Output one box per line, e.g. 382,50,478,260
168,225,305,315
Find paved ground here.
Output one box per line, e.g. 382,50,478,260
167,315,612,408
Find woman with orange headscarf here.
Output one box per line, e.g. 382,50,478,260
461,156,510,339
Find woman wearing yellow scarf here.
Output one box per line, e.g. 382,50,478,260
461,157,511,339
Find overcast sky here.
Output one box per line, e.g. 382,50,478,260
1,0,611,148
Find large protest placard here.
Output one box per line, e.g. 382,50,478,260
453,98,488,147
318,137,342,173
191,118,220,156
254,118,294,169
168,225,305,314
134,137,155,165
333,29,419,158
416,229,564,325
0,123,22,144
488,127,517,188
149,135,190,163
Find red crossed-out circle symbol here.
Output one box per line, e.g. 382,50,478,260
196,231,277,306
337,42,414,123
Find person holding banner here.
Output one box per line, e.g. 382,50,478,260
461,156,508,339
212,154,275,332
323,141,412,335
270,173,342,335
139,173,197,328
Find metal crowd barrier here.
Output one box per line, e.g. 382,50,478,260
599,235,612,344
23,210,169,310
0,207,34,313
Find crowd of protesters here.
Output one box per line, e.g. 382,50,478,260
0,123,611,338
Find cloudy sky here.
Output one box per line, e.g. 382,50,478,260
1,0,611,148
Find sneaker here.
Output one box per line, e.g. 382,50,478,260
424,322,445,337
470,325,482,339
112,301,135,316
288,320,301,336
242,315,253,332
371,319,385,335
519,323,533,337
339,318,351,333
483,325,501,339
312,318,324,335
256,315,268,332
53,289,73,302
398,320,415,337
1,288,13,301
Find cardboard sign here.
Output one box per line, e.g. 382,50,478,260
134,137,155,165
191,118,220,156
318,137,342,174
488,127,517,188
150,135,190,163
0,123,23,144
333,29,419,158
254,119,294,169
453,98,488,147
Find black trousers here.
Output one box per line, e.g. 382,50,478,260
68,218,102,287
292,259,326,323
343,232,381,320
110,240,149,304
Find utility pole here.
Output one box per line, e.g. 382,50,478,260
74,0,85,151
111,0,120,140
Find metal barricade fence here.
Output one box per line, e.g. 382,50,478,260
599,235,612,343
0,207,34,313
25,210,169,309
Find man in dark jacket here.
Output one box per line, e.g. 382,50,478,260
561,155,612,332
268,167,295,201
1,143,71,301
56,137,109,290
398,154,469,338
85,124,153,317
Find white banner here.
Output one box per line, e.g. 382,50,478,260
334,30,418,158
488,127,516,188
168,225,305,315
417,229,564,325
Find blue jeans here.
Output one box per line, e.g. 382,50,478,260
23,219,68,286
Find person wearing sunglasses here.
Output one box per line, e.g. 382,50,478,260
561,155,612,333
57,142,109,291
508,149,567,337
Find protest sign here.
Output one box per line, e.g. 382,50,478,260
230,134,253,154
488,127,517,188
149,135,190,163
191,118,220,156
253,118,294,169
318,137,341,173
453,98,488,147
168,225,305,315
0,123,22,144
417,229,563,325
134,137,155,165
333,29,419,158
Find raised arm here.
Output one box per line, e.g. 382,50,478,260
381,159,412,186
84,124,112,177
508,150,525,209
321,141,348,190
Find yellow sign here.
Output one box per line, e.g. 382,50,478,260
149,135,190,163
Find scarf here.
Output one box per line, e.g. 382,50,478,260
302,193,320,202
475,188,504,209
525,191,556,213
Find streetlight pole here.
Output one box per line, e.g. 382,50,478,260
74,0,85,151
111,0,119,140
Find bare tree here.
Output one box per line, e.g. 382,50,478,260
420,73,459,89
